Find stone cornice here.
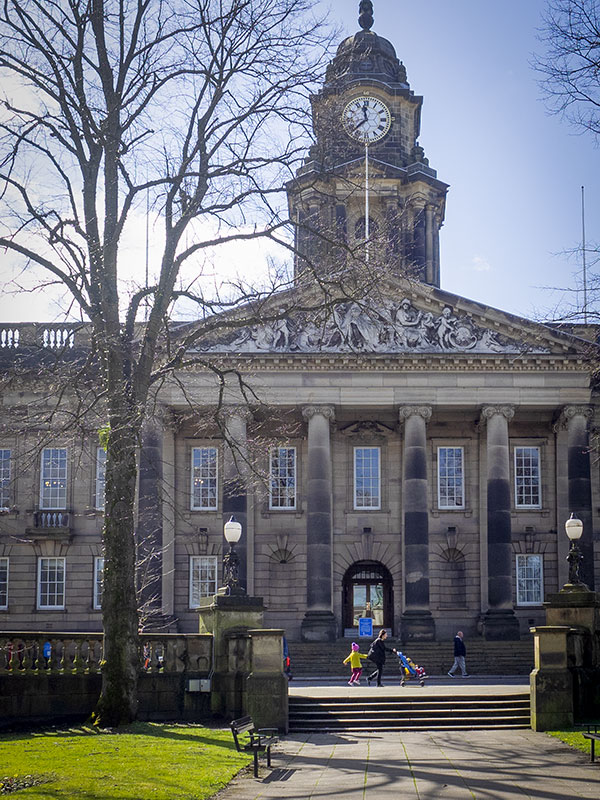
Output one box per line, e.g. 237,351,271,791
179,353,591,374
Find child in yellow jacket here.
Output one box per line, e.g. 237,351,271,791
343,642,368,685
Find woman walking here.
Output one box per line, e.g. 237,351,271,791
366,629,396,687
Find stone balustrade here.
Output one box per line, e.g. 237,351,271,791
0,323,93,354
0,632,212,676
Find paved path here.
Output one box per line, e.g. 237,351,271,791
218,728,600,800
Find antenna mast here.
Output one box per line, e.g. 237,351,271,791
581,185,588,324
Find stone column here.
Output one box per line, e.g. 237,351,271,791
560,406,595,589
301,405,336,641
222,406,252,593
480,405,520,640
161,418,176,618
399,405,435,641
425,204,435,285
137,413,165,627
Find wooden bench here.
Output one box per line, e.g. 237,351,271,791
230,715,278,778
582,732,600,762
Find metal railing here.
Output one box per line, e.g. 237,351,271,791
0,632,212,675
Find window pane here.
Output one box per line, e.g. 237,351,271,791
0,449,11,508
0,557,8,608
438,447,464,508
515,447,541,507
269,447,296,509
40,448,68,509
191,448,218,510
516,554,543,605
38,557,65,609
94,557,104,609
354,447,380,509
189,556,218,607
96,448,106,511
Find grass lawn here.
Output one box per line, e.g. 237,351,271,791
0,722,252,799
546,728,594,758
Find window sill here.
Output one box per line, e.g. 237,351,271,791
261,509,304,518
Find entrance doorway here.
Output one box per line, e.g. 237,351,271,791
342,561,393,631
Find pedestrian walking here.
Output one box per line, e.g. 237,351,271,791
343,642,368,685
447,630,469,677
366,629,396,686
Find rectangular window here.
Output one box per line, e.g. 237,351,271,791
269,447,296,509
37,557,66,609
189,556,218,608
0,557,8,609
95,447,106,511
354,447,381,510
0,449,11,509
93,556,104,610
516,554,543,605
191,447,218,510
40,448,68,510
438,446,465,509
515,446,541,508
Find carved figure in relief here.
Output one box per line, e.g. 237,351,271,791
211,296,533,355
436,305,458,349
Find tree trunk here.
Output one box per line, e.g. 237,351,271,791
92,408,141,726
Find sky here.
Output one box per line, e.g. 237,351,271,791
0,0,598,324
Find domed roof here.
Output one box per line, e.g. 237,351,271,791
324,10,408,87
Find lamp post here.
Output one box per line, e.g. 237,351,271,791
564,513,588,590
220,515,244,595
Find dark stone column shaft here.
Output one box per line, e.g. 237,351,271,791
401,408,431,610
483,407,514,610
137,418,164,619
222,407,250,592
564,406,595,589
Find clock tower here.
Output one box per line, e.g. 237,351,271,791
288,1,448,287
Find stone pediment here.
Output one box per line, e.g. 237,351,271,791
196,293,568,356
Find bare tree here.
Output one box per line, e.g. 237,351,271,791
534,0,600,138
533,1,600,326
0,0,383,726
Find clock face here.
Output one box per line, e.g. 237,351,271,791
342,96,392,143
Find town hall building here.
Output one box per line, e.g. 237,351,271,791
0,3,598,643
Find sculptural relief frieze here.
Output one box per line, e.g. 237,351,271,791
198,298,548,356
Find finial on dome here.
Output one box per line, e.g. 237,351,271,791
358,1,374,31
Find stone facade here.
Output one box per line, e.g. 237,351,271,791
0,10,598,643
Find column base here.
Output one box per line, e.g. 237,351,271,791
483,609,520,641
301,611,337,642
401,610,435,642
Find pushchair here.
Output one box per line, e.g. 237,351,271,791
396,651,427,686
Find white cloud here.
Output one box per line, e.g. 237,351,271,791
471,255,492,272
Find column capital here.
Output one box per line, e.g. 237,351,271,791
479,405,515,424
398,405,432,423
302,404,335,423
559,405,593,427
219,404,253,424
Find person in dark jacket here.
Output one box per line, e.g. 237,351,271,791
447,630,469,677
366,629,396,686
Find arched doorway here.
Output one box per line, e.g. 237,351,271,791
342,561,393,631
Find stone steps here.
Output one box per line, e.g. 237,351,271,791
289,693,531,732
288,639,534,677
